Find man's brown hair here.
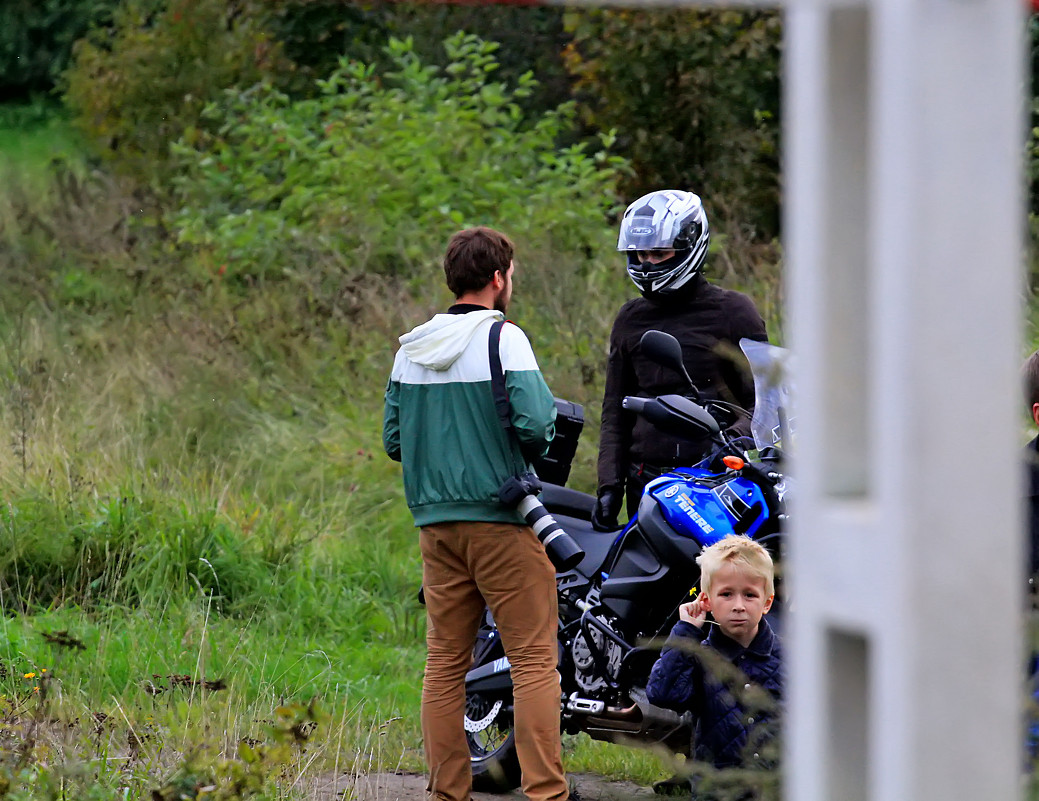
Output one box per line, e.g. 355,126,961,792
443,227,514,297
1024,350,1039,412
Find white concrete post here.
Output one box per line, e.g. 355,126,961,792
784,3,1026,801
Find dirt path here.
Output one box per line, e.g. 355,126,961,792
308,771,659,801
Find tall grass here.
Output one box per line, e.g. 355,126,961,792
0,101,83,180
0,201,430,793
0,105,785,797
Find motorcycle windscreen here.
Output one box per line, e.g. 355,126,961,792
739,337,795,453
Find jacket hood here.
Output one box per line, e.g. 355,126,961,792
399,309,503,371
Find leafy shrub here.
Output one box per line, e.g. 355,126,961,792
150,701,326,801
63,0,284,184
167,33,627,290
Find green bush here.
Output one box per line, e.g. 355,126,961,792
167,33,627,289
63,0,284,184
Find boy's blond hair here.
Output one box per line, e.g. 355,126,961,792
696,535,775,597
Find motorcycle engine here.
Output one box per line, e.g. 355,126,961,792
571,616,622,695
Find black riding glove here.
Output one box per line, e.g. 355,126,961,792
591,489,623,532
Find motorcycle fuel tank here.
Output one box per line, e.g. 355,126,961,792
649,470,771,543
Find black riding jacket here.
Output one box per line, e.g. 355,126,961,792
597,275,768,495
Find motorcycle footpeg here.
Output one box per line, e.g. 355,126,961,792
566,693,606,715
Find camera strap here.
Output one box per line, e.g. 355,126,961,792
488,319,513,433
486,320,585,569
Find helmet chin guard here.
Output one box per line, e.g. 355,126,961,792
618,190,710,296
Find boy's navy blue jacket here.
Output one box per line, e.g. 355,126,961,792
646,616,783,769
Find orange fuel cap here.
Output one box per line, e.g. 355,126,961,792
722,455,745,471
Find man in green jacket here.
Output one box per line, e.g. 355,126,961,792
383,227,566,801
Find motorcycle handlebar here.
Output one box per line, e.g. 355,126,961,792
622,395,722,440
621,396,681,432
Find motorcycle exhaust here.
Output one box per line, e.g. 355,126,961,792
566,690,691,753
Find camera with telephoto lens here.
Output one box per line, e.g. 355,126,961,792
498,473,585,571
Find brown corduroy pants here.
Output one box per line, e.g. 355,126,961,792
419,521,567,801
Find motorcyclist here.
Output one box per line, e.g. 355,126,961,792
592,189,769,530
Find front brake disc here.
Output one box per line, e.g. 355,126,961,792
464,699,503,733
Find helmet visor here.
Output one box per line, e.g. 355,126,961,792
617,214,678,251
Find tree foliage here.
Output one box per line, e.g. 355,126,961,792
562,8,782,240
261,1,573,113
168,33,626,290
63,0,285,183
0,0,117,100
254,0,394,96
380,3,574,119
60,0,578,186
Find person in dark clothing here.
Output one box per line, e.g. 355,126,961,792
646,535,782,793
592,190,769,530
1024,350,1039,584
1021,352,1039,759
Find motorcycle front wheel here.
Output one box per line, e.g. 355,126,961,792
465,690,521,792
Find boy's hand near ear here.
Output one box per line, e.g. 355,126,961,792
678,593,709,629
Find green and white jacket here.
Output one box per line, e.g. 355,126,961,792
383,306,557,527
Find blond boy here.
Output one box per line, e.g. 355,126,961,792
646,535,783,777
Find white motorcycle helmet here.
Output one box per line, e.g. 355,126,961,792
617,190,711,296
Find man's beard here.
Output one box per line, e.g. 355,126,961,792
493,288,509,314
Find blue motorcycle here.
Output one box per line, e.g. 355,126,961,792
464,331,793,791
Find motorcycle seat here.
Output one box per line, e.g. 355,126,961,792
551,512,619,578
540,482,595,520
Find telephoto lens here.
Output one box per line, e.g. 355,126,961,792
499,475,586,572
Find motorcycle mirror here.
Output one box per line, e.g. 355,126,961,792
639,330,698,397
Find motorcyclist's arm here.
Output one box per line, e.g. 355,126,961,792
383,377,402,462
597,321,635,495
